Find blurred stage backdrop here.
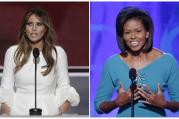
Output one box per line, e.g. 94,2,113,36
90,2,179,117
0,2,89,66
0,2,89,116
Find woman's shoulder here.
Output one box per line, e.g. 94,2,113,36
54,45,67,57
150,48,164,58
105,54,121,65
54,45,65,52
163,53,178,63
5,45,18,55
6,45,18,52
152,48,177,63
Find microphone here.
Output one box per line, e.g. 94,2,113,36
129,68,137,81
29,48,42,115
33,48,40,59
129,68,137,91
129,68,137,117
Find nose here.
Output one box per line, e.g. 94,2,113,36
131,32,136,39
32,24,37,31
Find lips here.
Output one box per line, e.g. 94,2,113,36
31,33,38,37
130,41,140,47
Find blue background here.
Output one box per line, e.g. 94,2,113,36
90,2,179,117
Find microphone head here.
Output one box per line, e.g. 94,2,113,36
33,48,40,59
129,68,137,81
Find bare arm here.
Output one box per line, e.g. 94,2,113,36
99,83,139,113
99,100,118,114
59,100,71,115
0,103,10,116
138,84,179,112
164,101,179,112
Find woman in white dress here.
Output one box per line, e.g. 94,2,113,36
0,7,80,116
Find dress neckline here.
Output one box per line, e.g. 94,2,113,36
116,53,167,71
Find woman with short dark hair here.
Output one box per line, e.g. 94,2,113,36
116,7,153,54
94,7,179,117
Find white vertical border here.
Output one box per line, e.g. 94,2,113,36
89,0,91,118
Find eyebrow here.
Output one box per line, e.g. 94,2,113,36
27,21,42,23
124,27,144,31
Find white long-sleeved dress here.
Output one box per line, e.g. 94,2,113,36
0,45,80,116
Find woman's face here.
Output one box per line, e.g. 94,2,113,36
25,14,46,44
123,19,149,52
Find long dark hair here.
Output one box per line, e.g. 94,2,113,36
14,7,57,76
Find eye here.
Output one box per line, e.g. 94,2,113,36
37,22,43,26
124,31,130,35
136,30,142,32
26,22,33,26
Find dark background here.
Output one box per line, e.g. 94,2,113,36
0,2,89,66
0,2,89,116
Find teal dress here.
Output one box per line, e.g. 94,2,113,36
94,53,179,117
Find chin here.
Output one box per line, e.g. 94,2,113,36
31,40,39,42
29,38,42,44
131,47,141,51
129,47,144,53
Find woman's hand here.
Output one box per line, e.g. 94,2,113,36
137,83,167,109
59,100,71,115
98,82,140,113
115,83,139,107
0,103,10,116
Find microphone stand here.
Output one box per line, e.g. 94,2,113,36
130,81,136,117
29,49,42,115
129,68,137,117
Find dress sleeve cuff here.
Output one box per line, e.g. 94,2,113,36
55,87,80,107
66,87,80,106
0,88,14,108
